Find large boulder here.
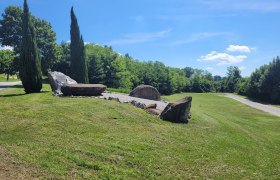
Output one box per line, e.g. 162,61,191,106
129,85,160,101
160,96,192,123
61,84,106,96
48,71,77,95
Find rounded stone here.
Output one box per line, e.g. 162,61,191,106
129,85,160,101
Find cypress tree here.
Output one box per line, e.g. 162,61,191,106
70,7,88,83
80,35,89,83
20,0,42,93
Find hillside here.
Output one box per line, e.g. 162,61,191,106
0,85,279,179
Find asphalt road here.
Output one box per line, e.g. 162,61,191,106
0,82,21,91
225,93,280,117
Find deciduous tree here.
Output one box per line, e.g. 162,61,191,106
0,49,16,80
0,6,57,75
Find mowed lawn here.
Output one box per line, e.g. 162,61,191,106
0,85,279,179
0,74,19,82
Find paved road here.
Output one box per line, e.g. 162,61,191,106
0,82,21,91
101,92,169,111
225,93,280,117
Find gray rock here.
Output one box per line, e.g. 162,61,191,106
61,84,107,96
130,100,146,109
160,96,192,123
108,97,120,102
129,85,160,101
145,103,157,109
48,71,77,96
146,108,162,116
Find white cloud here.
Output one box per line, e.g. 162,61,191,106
239,66,246,71
171,32,230,46
199,51,247,65
226,45,253,53
108,28,172,45
0,45,13,51
206,67,214,70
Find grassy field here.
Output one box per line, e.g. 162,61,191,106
0,74,19,82
0,85,279,179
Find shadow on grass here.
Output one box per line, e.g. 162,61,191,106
0,94,26,97
0,89,50,98
0,85,22,89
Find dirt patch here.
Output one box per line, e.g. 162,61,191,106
0,147,51,179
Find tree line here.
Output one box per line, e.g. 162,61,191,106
236,57,280,104
0,5,279,103
54,43,245,95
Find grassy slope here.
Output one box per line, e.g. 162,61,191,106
0,86,279,179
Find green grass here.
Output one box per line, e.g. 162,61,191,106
0,86,279,179
107,87,131,94
0,74,19,82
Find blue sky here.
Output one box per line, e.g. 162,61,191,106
1,0,280,76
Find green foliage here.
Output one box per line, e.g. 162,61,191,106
0,6,22,54
60,42,280,101
190,75,212,93
0,49,16,80
243,57,280,104
70,7,88,83
224,66,242,93
73,43,220,95
214,75,222,81
33,18,57,75
86,44,118,85
111,56,133,89
80,36,89,83
20,0,42,93
184,67,194,78
102,46,118,86
263,57,280,103
0,6,57,75
53,42,71,75
188,69,214,93
169,68,188,93
236,78,249,95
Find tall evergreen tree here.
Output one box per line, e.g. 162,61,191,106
70,7,88,83
80,35,88,83
20,0,42,93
